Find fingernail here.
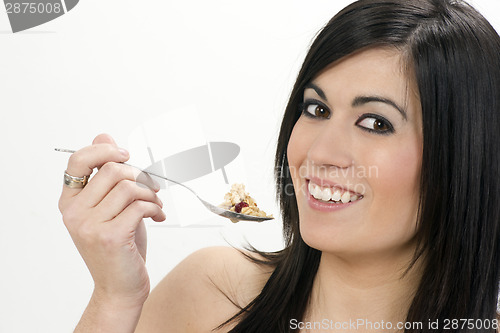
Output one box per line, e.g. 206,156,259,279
118,148,129,157
153,180,161,191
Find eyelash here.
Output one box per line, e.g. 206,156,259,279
356,113,395,135
298,99,330,119
299,101,395,135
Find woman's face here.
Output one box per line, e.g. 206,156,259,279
287,47,423,258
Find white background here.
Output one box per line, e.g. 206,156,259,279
0,1,498,332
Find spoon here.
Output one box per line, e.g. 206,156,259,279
55,148,274,223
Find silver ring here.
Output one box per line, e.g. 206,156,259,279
63,171,89,189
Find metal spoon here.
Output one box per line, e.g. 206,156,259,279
55,148,274,223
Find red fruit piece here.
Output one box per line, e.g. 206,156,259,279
235,201,249,213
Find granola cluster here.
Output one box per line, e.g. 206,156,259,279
219,183,272,221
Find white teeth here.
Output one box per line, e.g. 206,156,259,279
309,183,323,200
321,187,332,201
331,189,342,202
308,182,361,203
341,191,351,204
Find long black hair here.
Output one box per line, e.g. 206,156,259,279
221,0,500,331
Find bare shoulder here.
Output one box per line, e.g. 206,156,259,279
136,246,273,333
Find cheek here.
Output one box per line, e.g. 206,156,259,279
287,120,311,180
371,147,420,193
364,135,422,233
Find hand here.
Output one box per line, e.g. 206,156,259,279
58,134,166,310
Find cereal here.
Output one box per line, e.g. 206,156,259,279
219,183,273,222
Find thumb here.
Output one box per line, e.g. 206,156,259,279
93,133,117,146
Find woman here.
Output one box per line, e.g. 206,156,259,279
58,0,500,332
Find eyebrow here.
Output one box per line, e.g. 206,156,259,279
352,96,407,121
304,82,408,121
304,82,327,101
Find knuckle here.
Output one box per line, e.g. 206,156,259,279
58,197,65,213
118,179,135,191
131,200,149,213
120,179,153,199
101,162,127,180
100,161,118,174
117,179,139,198
61,214,72,229
72,220,118,250
76,222,96,241
61,206,81,228
96,230,118,249
68,151,84,167
101,161,131,180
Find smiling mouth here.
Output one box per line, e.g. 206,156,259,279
307,180,363,204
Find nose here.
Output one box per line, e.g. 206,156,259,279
306,117,354,170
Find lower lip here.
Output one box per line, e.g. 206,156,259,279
306,185,361,212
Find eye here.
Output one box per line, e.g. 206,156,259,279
300,101,330,119
356,114,394,134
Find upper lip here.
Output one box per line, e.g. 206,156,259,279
306,176,364,196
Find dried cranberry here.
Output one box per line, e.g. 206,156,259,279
235,201,249,213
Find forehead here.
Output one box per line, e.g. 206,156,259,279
309,47,420,115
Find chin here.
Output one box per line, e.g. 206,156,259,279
298,212,417,260
298,211,361,254
296,195,362,249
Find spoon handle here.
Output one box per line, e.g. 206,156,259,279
54,148,197,194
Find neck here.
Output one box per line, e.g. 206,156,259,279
307,246,423,331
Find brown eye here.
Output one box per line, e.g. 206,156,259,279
304,103,330,118
356,115,394,135
373,119,389,131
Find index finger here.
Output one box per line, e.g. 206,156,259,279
60,143,129,199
